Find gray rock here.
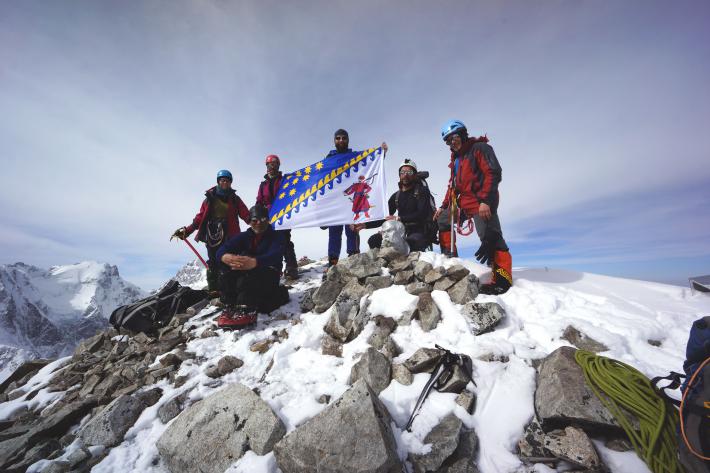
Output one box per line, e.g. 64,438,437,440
455,390,476,414
562,326,609,353
40,461,70,473
366,275,394,291
414,293,441,332
517,417,554,459
157,383,286,473
403,348,442,373
317,394,331,404
439,364,472,394
535,347,635,433
313,279,347,313
200,328,218,338
392,364,413,385
461,302,505,335
217,355,243,374
544,426,602,470
66,445,92,466
447,275,479,304
409,413,462,473
380,337,401,360
339,253,382,279
0,359,54,395
406,281,433,296
389,257,413,273
378,246,404,262
299,287,316,313
321,334,343,358
78,388,162,447
273,379,402,473
393,270,415,285
349,347,392,394
433,277,457,291
423,267,446,285
158,392,189,424
444,265,470,282
324,299,366,343
407,251,422,262
5,438,62,473
397,308,416,326
368,316,397,350
413,261,434,281
339,279,370,302
604,437,633,452
438,428,480,473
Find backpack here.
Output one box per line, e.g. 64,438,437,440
394,178,439,246
653,316,710,472
109,280,208,333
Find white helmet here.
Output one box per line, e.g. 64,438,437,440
399,158,417,173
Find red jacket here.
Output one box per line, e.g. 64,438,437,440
256,173,283,211
441,136,502,215
185,187,250,243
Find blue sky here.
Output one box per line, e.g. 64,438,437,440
1,1,709,289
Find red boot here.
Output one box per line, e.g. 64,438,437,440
217,306,257,329
480,250,513,295
439,231,458,257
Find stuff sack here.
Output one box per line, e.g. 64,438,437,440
109,280,207,333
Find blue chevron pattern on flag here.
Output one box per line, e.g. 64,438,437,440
269,146,387,230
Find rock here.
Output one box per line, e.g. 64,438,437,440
250,339,274,354
157,383,286,473
368,316,397,350
4,438,62,473
413,261,434,281
339,279,370,302
647,339,662,347
393,270,415,285
438,427,480,473
438,364,472,393
409,413,462,473
200,328,218,338
392,364,413,385
158,392,189,424
338,253,382,279
74,333,106,356
447,275,479,304
388,257,413,273
312,279,347,313
321,335,343,357
535,347,635,434
159,353,182,367
562,326,609,353
205,355,243,378
604,437,633,452
78,388,162,447
365,275,393,291
324,299,366,343
397,308,416,327
317,394,331,404
544,426,602,470
349,347,392,395
414,292,441,332
407,251,422,262
299,287,316,313
455,390,476,414
380,337,401,360
433,277,457,291
461,302,505,335
423,267,446,285
65,444,92,466
40,461,70,473
378,246,403,262
273,379,402,473
0,359,54,394
517,418,554,459
404,348,442,373
445,264,470,282
406,281,432,296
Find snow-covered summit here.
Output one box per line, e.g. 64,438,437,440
0,261,145,381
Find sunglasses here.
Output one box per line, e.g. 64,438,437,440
335,136,348,141
445,134,460,145
250,217,268,224
399,170,415,176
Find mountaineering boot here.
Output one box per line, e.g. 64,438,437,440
480,250,513,295
322,257,339,280
285,264,299,280
217,305,257,329
206,269,220,298
439,230,458,257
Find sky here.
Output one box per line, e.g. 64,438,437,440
1,0,709,290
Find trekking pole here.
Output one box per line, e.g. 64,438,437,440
450,189,458,257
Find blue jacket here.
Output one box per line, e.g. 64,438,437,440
216,227,285,269
326,148,353,158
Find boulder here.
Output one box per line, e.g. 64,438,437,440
78,388,162,447
535,347,634,434
406,282,433,296
438,427,480,473
423,267,446,285
388,257,413,274
444,265,470,282
299,287,316,313
157,383,286,473
433,277,456,291
460,302,505,335
349,347,392,395
414,292,441,332
367,316,397,350
313,277,347,313
413,261,434,282
366,275,394,291
455,391,476,414
409,413,462,473
447,275,479,305
0,359,54,395
517,417,554,460
339,279,370,302
561,326,609,353
378,246,404,262
324,299,366,343
158,392,189,424
273,379,402,473
205,355,243,378
393,270,415,285
338,253,382,279
392,364,413,385
544,426,603,471
321,334,343,358
380,337,401,361
403,348,442,374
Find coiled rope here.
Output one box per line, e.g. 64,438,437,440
574,350,682,473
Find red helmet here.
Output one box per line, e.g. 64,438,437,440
265,154,280,165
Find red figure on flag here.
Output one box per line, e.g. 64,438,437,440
344,176,373,220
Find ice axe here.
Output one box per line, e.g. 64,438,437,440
171,234,209,269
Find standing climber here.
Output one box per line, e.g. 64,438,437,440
172,170,250,295
434,120,513,295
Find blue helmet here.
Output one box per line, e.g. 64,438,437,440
440,120,467,141
216,169,233,182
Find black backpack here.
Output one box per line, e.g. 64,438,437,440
109,280,207,333
394,177,439,246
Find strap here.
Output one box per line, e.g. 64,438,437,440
651,371,685,407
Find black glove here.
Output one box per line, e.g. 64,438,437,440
171,227,187,241
475,228,501,266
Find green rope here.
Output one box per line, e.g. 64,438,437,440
574,350,682,473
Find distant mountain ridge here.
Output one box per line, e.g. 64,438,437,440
0,261,145,380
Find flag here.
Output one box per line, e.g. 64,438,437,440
269,147,388,230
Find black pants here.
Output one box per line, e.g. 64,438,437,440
219,265,289,313
368,231,430,252
281,230,297,268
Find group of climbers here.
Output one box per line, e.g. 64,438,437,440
171,120,514,329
